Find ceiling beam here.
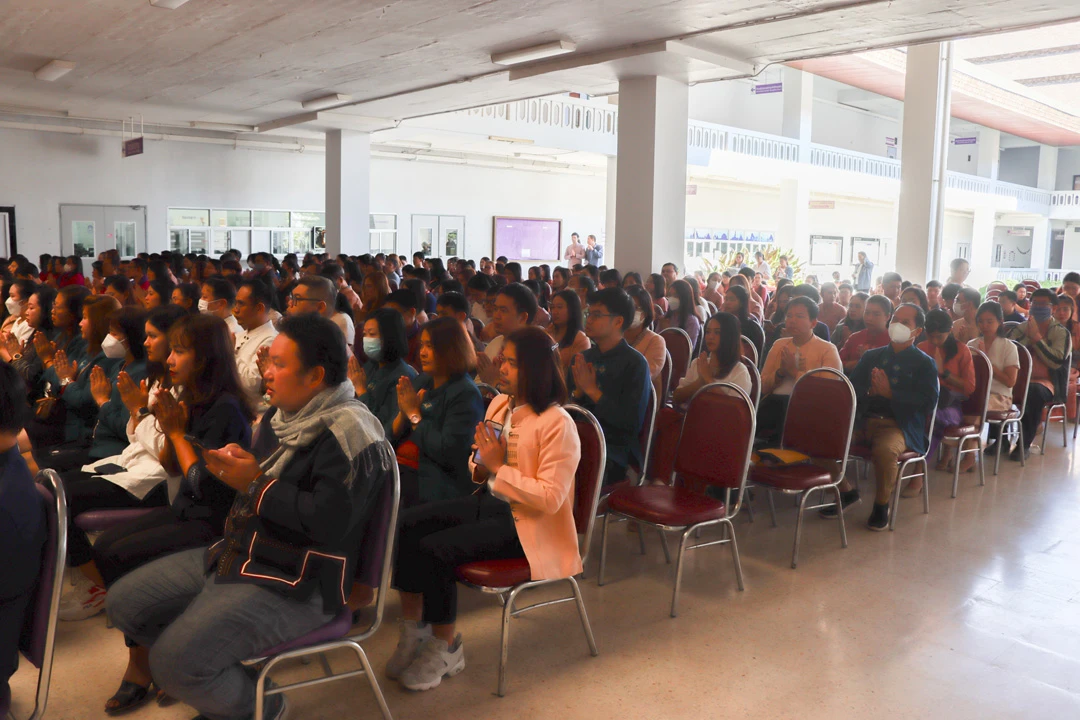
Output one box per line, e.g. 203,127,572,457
255,111,320,133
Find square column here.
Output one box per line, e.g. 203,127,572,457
781,67,814,161
605,156,617,254
325,129,370,256
895,42,953,284
1038,145,1059,191
976,129,1000,180
613,76,689,274
778,179,810,266
969,206,996,287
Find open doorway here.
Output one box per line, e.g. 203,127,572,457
0,206,16,257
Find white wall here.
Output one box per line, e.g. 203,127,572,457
0,126,607,264
687,80,783,135
999,146,1040,187
947,141,979,175
811,102,899,157
1056,148,1080,191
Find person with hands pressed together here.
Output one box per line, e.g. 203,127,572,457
107,313,389,720
823,304,938,531
232,279,278,412
350,307,417,439
915,310,977,480
567,287,650,487
839,294,892,373
387,326,582,692
392,317,484,508
672,312,752,406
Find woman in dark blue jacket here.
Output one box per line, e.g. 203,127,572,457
393,317,484,508
351,307,417,438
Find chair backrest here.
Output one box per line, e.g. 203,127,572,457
660,327,692,391
351,440,400,643
20,470,67,720
706,300,718,316
781,368,857,468
1003,321,1021,334
475,383,500,410
1023,279,1041,292
564,405,607,567
653,304,664,330
740,335,758,366
636,383,658,484
738,356,761,409
659,350,673,406
1011,340,1033,414
961,350,993,427
670,383,756,514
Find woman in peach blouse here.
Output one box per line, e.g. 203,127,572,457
387,326,582,692
546,289,590,374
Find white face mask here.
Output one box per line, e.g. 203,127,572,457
631,310,645,329
101,333,127,359
888,322,912,345
952,300,964,316
667,297,680,312
198,298,211,313
5,297,22,316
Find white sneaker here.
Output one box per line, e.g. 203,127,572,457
59,573,106,621
385,620,432,680
399,634,465,691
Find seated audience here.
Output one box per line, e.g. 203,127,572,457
969,302,1020,456
232,280,278,410
3,285,55,400
721,284,764,357
672,312,752,405
703,272,724,309
880,271,903,308
900,286,929,313
832,291,868,352
143,278,174,310
660,279,701,348
950,287,981,344
1014,283,1030,310
384,288,423,371
839,295,892,372
393,317,484,508
200,276,242,337
350,307,418,439
915,310,977,479
824,304,938,530
2,279,35,345
623,285,667,401
837,282,853,308
387,325,582,691
0,365,46,718
1006,289,1072,460
998,290,1025,323
645,272,668,316
1053,295,1080,366
170,282,200,315
107,313,388,720
546,289,591,374
941,283,963,320
477,283,536,386
817,282,847,330
104,275,139,307
568,287,651,487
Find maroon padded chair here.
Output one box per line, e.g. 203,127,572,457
455,405,604,696
659,350,673,407
740,336,759,367
475,382,501,411
988,340,1031,476
15,470,67,720
75,507,156,534
739,357,761,409
659,327,692,399
750,368,856,569
469,316,485,338
599,382,756,617
945,350,991,499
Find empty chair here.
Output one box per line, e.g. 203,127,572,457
598,383,756,617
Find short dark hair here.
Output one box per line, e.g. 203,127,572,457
505,326,569,415
662,262,679,274
926,280,943,290
896,302,927,329
466,273,495,293
386,288,418,311
278,313,348,386
436,291,469,316
203,276,236,306
941,283,963,302
296,275,337,307
950,258,969,272
1065,272,1080,285
238,279,274,309
368,307,409,365
497,283,538,323
865,294,894,318
786,296,819,321
599,268,622,287
792,283,821,304
999,290,1018,304
587,287,634,329
882,272,903,285
957,287,980,307
0,362,31,434
1031,288,1056,304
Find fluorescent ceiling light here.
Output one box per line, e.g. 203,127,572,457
149,0,191,8
488,135,535,145
190,121,256,132
301,93,352,110
34,60,76,82
491,40,576,66
0,104,69,118
257,111,320,133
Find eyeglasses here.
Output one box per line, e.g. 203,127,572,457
288,294,320,305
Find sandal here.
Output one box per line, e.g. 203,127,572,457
157,688,177,706
104,680,155,716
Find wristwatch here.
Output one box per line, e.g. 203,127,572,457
408,411,422,426
137,407,151,418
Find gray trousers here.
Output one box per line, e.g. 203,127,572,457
106,547,332,720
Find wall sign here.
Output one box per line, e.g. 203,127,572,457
809,200,835,210
122,136,144,157
953,137,977,145
752,82,783,95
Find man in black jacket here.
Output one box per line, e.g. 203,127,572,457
107,314,390,720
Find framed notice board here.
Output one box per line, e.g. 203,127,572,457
492,216,562,262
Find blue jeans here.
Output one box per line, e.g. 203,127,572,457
106,548,332,720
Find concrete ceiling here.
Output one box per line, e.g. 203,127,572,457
2,0,1080,137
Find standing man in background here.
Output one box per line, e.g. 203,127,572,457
853,251,874,293
585,234,604,266
564,233,585,265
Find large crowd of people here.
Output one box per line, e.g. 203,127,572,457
1,245,1076,719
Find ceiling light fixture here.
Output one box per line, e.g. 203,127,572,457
0,103,69,118
34,60,76,82
190,121,256,132
491,40,576,66
488,135,535,145
301,93,352,110
149,0,191,9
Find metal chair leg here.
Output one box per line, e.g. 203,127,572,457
994,424,1004,476
1041,411,1049,455
922,459,930,516
791,491,811,569
658,530,672,565
348,641,394,720
597,512,611,586
889,467,903,531
497,585,525,696
568,576,599,657
767,489,778,528
832,485,849,547
670,529,692,618
636,524,647,555
951,442,962,498
977,438,986,487
725,519,745,591
1019,426,1026,466
1063,406,1069,447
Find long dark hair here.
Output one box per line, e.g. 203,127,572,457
369,307,409,365
925,309,959,362
770,284,795,325
647,273,666,302
146,305,189,388
707,312,741,379
54,285,91,345
669,279,694,329
975,301,1005,337
505,326,568,415
844,292,869,331
551,289,584,349
625,285,655,332
108,307,148,361
725,284,750,327
29,286,56,333
168,314,255,421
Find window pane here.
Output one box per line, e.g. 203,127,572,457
168,208,210,227
213,230,229,255
73,221,95,258
189,229,209,255
291,211,325,229
370,213,396,231
211,210,252,228
115,221,137,257
271,230,290,255
170,229,187,254
292,229,312,253
253,210,291,228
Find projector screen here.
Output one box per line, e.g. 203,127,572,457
492,216,563,262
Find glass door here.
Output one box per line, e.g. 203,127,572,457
412,214,438,258
61,205,147,258
439,216,465,258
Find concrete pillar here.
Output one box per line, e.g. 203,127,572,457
896,42,953,284
605,155,617,256
1031,217,1051,270
778,179,810,267
969,206,996,287
781,67,814,161
976,128,1000,180
612,76,689,274
324,129,370,256
1038,145,1059,191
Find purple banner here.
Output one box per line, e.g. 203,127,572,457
954,137,977,145
752,82,783,95
493,217,562,262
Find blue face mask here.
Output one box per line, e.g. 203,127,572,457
1030,305,1052,323
362,337,383,362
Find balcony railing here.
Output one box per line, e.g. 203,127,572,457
462,97,618,138
809,145,900,179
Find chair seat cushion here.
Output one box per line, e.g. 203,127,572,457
897,450,922,462
252,608,352,658
943,424,978,439
606,485,726,527
597,479,634,515
750,463,833,491
74,508,157,533
456,557,532,588
849,444,872,459
986,407,1020,422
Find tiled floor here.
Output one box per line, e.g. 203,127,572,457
11,441,1080,720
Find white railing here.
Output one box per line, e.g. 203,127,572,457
946,172,993,195
993,180,1052,208
808,144,900,179
725,128,800,163
1051,191,1080,207
995,268,1068,284
686,120,726,152
462,97,618,138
